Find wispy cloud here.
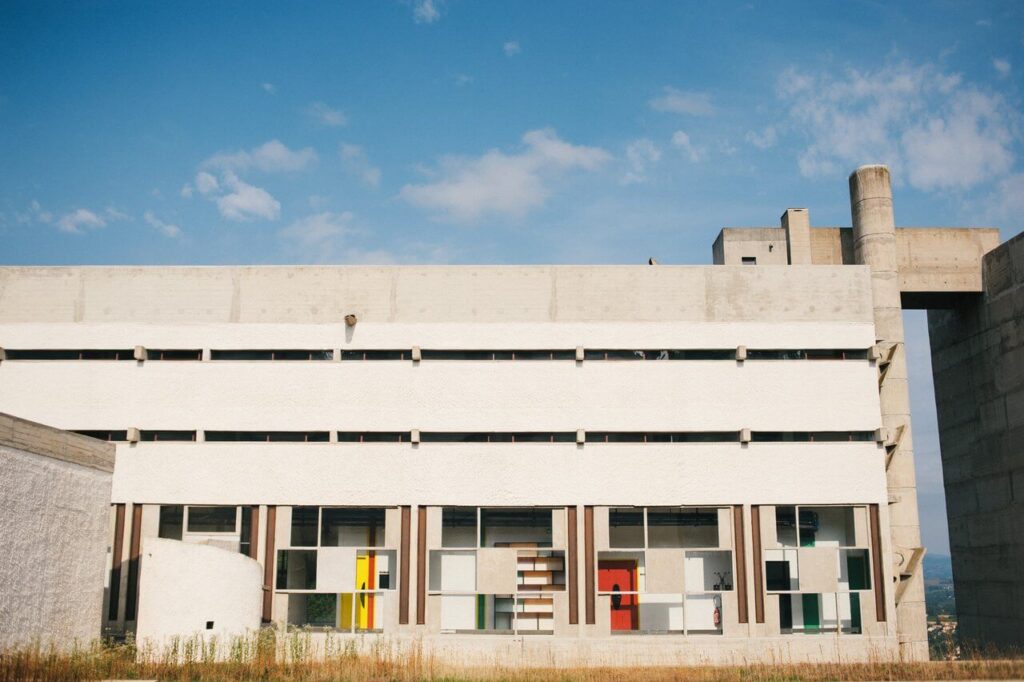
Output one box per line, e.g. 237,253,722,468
454,73,474,87
745,125,778,150
307,102,347,127
203,139,318,173
993,58,1011,78
340,144,381,187
649,87,714,116
261,82,276,94
779,61,1017,191
144,211,182,238
670,131,703,162
413,0,441,23
622,138,661,185
215,172,281,221
279,211,354,248
503,41,521,57
56,208,106,234
400,128,610,223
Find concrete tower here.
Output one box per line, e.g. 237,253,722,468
850,165,928,660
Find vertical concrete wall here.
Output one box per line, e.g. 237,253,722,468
849,165,928,660
0,415,114,651
928,231,1024,649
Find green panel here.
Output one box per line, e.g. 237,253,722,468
800,531,815,547
850,593,862,633
847,552,870,590
476,594,486,630
802,593,820,631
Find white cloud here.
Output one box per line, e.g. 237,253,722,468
279,211,353,247
983,173,1024,226
779,61,1018,190
307,102,347,127
649,87,714,116
204,140,318,173
745,126,777,150
503,41,520,57
104,206,131,222
976,18,992,27
195,171,220,195
622,138,661,185
180,184,194,198
17,200,53,224
56,208,105,234
144,211,182,238
993,58,1011,78
413,0,440,23
400,128,610,223
671,131,703,162
215,172,281,222
455,74,473,86
261,82,276,94
340,144,381,187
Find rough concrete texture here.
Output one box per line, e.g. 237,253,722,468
850,165,927,660
928,230,1024,649
0,439,113,650
135,538,262,651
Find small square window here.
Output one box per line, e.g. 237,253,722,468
741,256,757,265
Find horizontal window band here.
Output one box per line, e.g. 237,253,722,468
72,430,878,443
2,348,871,362
210,350,333,361
205,431,331,442
4,349,135,361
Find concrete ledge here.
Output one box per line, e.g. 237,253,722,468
0,412,114,472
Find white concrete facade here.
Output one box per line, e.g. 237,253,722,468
0,263,901,663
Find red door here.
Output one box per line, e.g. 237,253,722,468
598,560,638,631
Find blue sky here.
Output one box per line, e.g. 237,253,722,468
2,0,1022,553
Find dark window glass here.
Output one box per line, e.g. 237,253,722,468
5,349,133,360
146,349,203,361
187,506,237,533
204,431,328,442
73,430,128,442
158,505,184,540
609,507,645,548
337,432,407,443
291,506,319,547
276,549,317,589
140,430,196,442
340,350,407,360
240,507,253,557
321,508,386,547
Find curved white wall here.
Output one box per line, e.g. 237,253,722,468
135,538,262,648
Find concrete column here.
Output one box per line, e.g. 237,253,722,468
781,208,812,264
849,165,927,660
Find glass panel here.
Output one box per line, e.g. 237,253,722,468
321,507,386,547
685,594,724,634
480,508,552,548
800,507,855,547
775,506,798,547
239,506,252,556
608,508,645,548
158,505,183,540
276,549,317,590
442,507,477,548
186,506,237,533
764,549,799,591
637,594,684,633
684,550,734,592
840,549,871,590
290,506,319,547
287,593,336,627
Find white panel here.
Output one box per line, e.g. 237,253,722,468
684,594,720,631
440,595,477,631
638,594,684,631
0,358,882,432
429,551,475,592
316,548,357,592
109,442,889,507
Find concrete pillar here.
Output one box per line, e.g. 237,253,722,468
849,164,928,660
781,208,812,264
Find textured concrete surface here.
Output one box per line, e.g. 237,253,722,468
928,230,1024,649
135,538,262,649
0,418,113,651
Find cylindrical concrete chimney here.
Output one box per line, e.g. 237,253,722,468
850,164,897,275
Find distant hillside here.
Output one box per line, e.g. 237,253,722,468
924,553,955,619
924,553,953,582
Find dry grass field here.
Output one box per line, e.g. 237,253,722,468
1,631,1022,682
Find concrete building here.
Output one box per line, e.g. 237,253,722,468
0,413,114,650
0,164,1017,662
